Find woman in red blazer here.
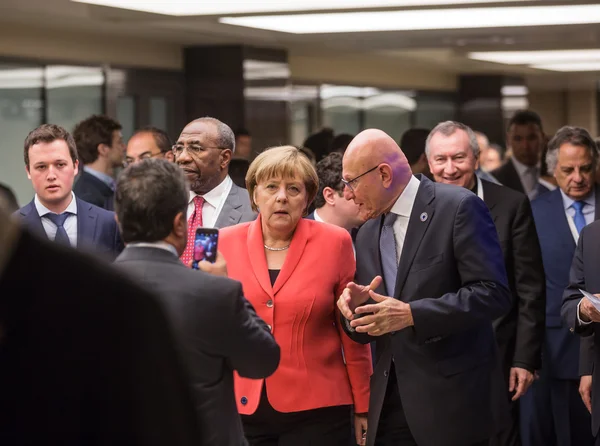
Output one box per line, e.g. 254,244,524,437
219,145,372,446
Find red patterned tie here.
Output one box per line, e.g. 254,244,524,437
180,195,204,267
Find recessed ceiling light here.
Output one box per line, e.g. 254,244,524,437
220,4,600,34
72,0,528,16
532,62,600,72
470,49,600,65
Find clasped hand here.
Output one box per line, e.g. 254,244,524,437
337,275,414,336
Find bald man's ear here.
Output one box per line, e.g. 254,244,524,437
379,164,394,188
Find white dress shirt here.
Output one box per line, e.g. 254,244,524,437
35,192,78,247
388,175,420,261
187,176,233,228
128,241,179,257
511,157,540,200
560,189,595,244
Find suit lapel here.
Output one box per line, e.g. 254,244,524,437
394,177,435,298
480,180,499,222
273,218,309,295
547,189,575,248
506,161,525,194
76,198,98,248
215,184,243,228
19,200,46,237
247,216,274,298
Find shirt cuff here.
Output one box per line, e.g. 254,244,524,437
578,299,593,326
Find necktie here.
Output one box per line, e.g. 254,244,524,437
181,196,205,266
572,201,586,234
45,212,72,246
380,212,398,297
522,167,538,195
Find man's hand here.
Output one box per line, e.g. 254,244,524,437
354,413,368,445
338,276,383,320
579,297,600,323
580,375,593,413
350,289,414,336
190,251,228,277
509,367,534,401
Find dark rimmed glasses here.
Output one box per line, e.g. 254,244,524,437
341,165,379,192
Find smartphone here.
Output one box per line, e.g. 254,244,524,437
192,227,219,270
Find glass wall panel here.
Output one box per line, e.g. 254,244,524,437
149,97,167,130
414,94,457,130
116,96,136,141
364,93,416,142
0,63,43,206
46,65,103,132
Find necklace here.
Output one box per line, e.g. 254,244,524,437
264,244,290,251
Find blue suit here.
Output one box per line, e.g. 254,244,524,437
521,187,599,446
16,196,123,259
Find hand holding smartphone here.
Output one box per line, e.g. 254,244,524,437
192,227,219,270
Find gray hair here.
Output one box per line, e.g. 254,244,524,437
115,158,189,243
425,121,480,159
546,126,599,173
193,117,236,153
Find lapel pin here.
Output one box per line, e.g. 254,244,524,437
420,212,428,222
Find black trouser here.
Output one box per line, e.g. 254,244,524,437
242,386,351,446
375,364,489,446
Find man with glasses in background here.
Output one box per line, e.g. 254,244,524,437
125,126,175,166
173,117,255,267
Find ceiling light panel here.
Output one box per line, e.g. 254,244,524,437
470,50,600,65
220,5,600,34
72,0,528,16
532,62,600,72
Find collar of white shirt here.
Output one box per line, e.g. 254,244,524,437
128,241,179,257
189,175,232,209
34,192,78,217
511,156,540,177
560,188,596,212
313,208,324,222
389,175,420,218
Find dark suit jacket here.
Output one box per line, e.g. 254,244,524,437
481,179,546,375
73,170,115,210
0,230,202,446
16,196,123,260
492,160,526,194
561,220,600,436
531,186,600,379
114,246,280,446
344,175,511,446
214,183,256,229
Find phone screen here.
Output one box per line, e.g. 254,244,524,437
192,228,219,269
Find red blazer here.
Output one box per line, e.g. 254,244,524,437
220,216,372,415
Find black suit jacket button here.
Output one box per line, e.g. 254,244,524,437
570,327,575,333
241,396,248,405
384,370,388,377
267,324,272,332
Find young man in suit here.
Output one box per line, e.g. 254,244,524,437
16,124,122,259
426,121,546,446
337,129,511,446
523,126,600,446
113,158,280,446
492,110,545,200
0,202,202,446
73,115,125,210
173,117,256,266
307,152,363,235
562,219,600,446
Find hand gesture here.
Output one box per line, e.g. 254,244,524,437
338,276,383,320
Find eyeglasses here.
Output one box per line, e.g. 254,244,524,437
341,165,380,192
172,143,224,156
124,151,164,166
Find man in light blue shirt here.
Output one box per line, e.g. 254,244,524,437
523,126,599,446
73,115,125,210
16,124,123,259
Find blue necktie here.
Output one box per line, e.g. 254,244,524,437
45,212,72,246
572,201,586,234
380,213,398,297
